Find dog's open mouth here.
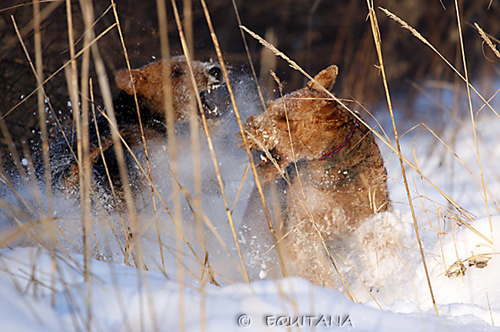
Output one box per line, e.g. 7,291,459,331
200,66,223,119
200,88,220,119
256,148,280,167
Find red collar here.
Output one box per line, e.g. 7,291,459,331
318,119,361,161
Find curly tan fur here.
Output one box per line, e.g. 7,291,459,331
45,56,223,211
243,65,390,287
115,55,222,122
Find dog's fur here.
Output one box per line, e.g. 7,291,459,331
42,56,223,210
242,65,390,287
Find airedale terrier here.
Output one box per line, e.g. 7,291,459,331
41,56,223,211
241,65,389,287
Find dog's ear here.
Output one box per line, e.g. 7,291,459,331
308,65,338,92
115,69,141,95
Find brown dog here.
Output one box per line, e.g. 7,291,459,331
43,56,224,211
241,65,390,287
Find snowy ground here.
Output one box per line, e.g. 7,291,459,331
1,78,500,331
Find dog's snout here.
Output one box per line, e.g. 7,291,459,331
208,66,222,83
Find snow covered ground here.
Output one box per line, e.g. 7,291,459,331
1,78,500,331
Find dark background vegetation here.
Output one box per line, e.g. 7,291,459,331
0,0,499,165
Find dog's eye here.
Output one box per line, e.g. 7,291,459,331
208,66,222,82
171,69,182,78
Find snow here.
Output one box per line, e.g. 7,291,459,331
1,77,500,331
0,246,496,331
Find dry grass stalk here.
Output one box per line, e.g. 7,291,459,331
240,20,491,298
230,0,267,111
452,0,492,240
156,1,186,329
259,28,278,93
111,0,165,272
3,21,116,120
169,0,217,286
78,1,96,327
416,123,498,211
366,1,438,315
1,4,498,329
335,253,382,309
183,0,194,57
269,70,354,299
0,1,61,62
23,5,53,221
241,25,309,79
199,0,283,282
242,25,472,213
379,6,494,241
89,108,225,279
475,23,500,60
487,291,494,325
379,7,500,120
12,8,60,307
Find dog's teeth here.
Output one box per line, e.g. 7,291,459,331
209,83,220,92
260,155,268,162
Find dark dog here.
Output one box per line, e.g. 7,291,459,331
40,56,223,211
